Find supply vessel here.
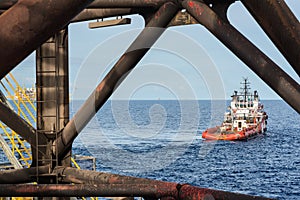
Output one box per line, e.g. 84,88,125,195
202,78,268,140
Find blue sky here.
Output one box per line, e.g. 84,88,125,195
11,1,300,100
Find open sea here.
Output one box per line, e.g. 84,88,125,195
0,100,299,199
71,100,299,200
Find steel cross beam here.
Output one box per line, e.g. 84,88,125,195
88,0,167,8
182,0,300,114
0,165,50,184
0,183,275,200
241,0,300,77
0,0,93,80
53,1,180,159
0,101,37,145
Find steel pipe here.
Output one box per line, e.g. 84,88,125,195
53,1,179,158
0,165,49,184
0,184,177,198
0,101,37,145
241,0,300,76
0,0,93,80
0,183,275,199
183,0,300,114
88,0,167,8
53,167,275,200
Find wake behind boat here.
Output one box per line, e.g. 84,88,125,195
202,78,268,141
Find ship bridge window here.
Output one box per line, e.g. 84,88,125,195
238,122,242,128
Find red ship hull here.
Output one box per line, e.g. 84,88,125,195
202,120,267,141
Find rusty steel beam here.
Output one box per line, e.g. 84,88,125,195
88,0,167,8
0,184,177,198
0,101,37,145
53,167,274,200
0,165,49,184
0,0,93,80
53,2,179,159
183,0,300,114
54,166,171,185
178,185,274,200
72,8,134,23
0,183,275,199
241,0,300,76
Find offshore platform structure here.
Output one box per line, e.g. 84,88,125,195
0,0,299,199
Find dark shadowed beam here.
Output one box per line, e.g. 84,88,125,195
183,0,300,114
0,0,93,80
242,0,300,76
0,0,17,9
0,101,37,145
88,0,167,8
71,8,134,23
53,2,179,159
0,165,49,184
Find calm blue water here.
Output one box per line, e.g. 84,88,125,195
71,100,299,200
0,100,298,199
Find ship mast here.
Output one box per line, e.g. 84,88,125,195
240,78,251,101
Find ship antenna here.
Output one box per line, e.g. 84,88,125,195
241,77,250,101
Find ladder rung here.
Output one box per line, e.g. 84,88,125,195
36,100,57,103
37,115,57,118
37,56,56,59
37,159,55,162
36,70,57,74
37,130,57,133
19,157,31,161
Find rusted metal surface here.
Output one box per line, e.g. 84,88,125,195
52,167,275,200
0,183,275,199
0,165,49,184
0,0,93,80
0,184,178,198
0,101,37,145
182,0,300,114
54,166,170,185
53,1,179,159
35,28,71,169
242,0,300,76
0,0,298,199
178,184,275,200
88,0,167,8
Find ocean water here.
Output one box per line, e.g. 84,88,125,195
72,100,299,200
0,100,298,199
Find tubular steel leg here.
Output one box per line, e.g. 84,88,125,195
53,2,179,159
36,28,70,170
182,0,300,114
0,0,93,80
241,0,300,76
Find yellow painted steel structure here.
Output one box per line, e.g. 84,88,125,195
0,73,97,200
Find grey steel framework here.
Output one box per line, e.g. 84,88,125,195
0,0,299,199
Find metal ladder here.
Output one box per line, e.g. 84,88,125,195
36,36,60,183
